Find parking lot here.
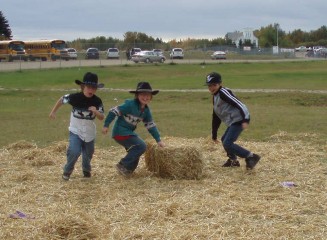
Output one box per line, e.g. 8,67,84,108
0,55,325,72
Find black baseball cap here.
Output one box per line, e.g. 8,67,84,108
205,72,222,85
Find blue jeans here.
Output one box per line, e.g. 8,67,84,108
114,136,147,171
221,124,250,160
64,132,94,175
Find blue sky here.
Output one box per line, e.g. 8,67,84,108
2,0,326,41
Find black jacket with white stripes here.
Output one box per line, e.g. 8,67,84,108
212,86,250,140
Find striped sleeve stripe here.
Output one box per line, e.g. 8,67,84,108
144,121,156,129
110,106,121,116
220,88,249,118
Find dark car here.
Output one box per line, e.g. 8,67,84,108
85,48,99,59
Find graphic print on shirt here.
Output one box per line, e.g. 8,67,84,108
72,107,95,120
123,114,142,126
62,93,104,120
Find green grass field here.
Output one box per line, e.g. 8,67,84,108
1,61,327,239
0,61,326,148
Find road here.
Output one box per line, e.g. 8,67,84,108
0,57,325,72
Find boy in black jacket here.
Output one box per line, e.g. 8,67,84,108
206,72,260,169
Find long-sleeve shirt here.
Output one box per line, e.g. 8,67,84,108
104,99,161,142
212,86,250,140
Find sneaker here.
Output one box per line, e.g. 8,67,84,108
245,154,261,170
116,163,132,176
222,159,240,167
83,171,91,178
62,173,70,181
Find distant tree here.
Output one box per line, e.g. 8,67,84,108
238,39,243,48
123,31,157,49
256,23,280,48
243,39,254,47
289,29,305,45
0,11,12,40
311,25,327,42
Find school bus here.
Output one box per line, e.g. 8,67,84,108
0,40,28,62
24,39,69,61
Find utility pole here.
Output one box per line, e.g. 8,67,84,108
276,24,279,54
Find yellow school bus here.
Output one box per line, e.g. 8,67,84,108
25,39,69,61
0,40,28,62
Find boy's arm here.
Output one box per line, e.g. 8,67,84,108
143,109,161,143
103,106,120,127
102,106,119,135
49,97,63,119
220,88,250,123
212,110,221,141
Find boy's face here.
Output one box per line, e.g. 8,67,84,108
207,83,220,95
137,92,153,106
83,85,97,98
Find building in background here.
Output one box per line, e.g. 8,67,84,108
227,28,258,48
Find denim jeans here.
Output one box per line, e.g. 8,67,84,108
64,132,95,175
114,136,147,171
221,124,250,160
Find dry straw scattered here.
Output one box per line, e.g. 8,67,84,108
1,133,326,239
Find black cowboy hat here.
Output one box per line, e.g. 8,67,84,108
75,72,104,88
129,82,159,95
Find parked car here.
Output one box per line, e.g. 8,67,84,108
106,48,119,59
66,48,77,60
169,48,184,59
211,51,226,60
152,49,163,55
313,46,324,52
130,48,142,56
315,48,327,58
295,46,309,52
85,48,99,59
131,51,166,63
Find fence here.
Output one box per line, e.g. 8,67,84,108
2,47,320,72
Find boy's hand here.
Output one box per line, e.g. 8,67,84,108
89,106,104,120
88,106,97,113
157,141,165,148
49,112,56,119
102,127,109,135
242,122,249,129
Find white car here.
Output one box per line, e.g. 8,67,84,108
153,49,163,55
106,48,119,59
170,48,184,59
66,48,77,60
295,46,309,52
131,51,166,63
211,51,226,60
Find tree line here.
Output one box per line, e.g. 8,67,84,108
68,25,327,51
1,11,326,51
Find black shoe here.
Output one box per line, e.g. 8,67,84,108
245,154,261,170
83,171,91,178
222,159,240,167
116,163,133,176
62,173,70,181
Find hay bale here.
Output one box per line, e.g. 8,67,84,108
145,137,203,179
